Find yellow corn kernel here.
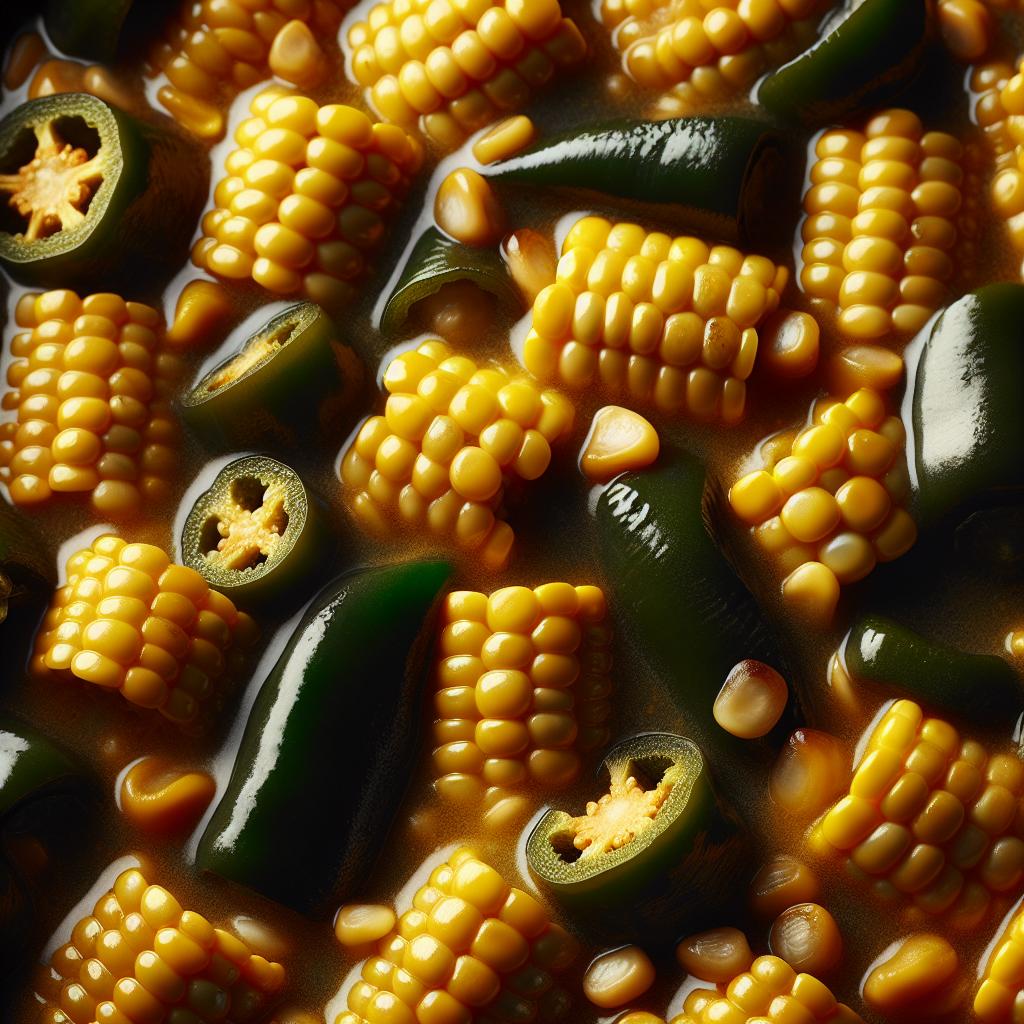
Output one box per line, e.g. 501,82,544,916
580,405,659,481
166,280,233,349
864,933,959,1015
473,115,535,164
268,18,328,88
434,167,505,247
119,756,216,834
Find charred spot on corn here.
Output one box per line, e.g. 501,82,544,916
182,454,327,606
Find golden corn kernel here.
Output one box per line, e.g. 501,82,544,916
749,855,822,920
119,756,216,834
583,945,656,1009
580,405,659,481
864,933,959,1015
434,167,505,247
269,18,328,88
676,927,753,984
768,903,843,977
713,659,788,739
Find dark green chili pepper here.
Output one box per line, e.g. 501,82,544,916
0,93,205,286
179,302,363,449
910,284,1024,528
842,615,1022,730
44,0,134,62
180,455,329,608
757,0,934,127
197,559,451,915
955,504,1024,580
526,732,749,943
379,226,521,336
486,117,793,247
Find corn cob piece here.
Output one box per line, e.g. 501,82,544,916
0,290,182,517
339,338,575,570
524,216,787,424
332,846,578,1024
602,0,826,111
817,699,1024,921
976,901,1024,1022
31,534,256,726
193,88,422,310
800,108,967,339
147,0,346,139
34,866,285,1023
432,584,612,803
729,387,915,611
346,0,587,150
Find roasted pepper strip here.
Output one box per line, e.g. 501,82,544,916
487,117,793,247
180,302,363,449
526,732,749,943
842,615,1023,729
911,284,1024,528
181,455,328,607
197,559,451,914
380,226,522,336
595,451,794,756
757,0,935,127
0,93,205,286
44,0,134,62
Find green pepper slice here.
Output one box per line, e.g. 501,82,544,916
180,302,364,449
757,0,934,127
44,0,134,62
526,733,749,943
181,455,328,608
379,226,521,336
842,615,1022,730
0,93,205,286
910,284,1024,528
486,117,793,248
594,451,795,758
196,559,451,915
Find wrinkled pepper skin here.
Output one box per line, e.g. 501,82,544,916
526,733,750,944
487,117,794,248
843,615,1022,730
197,560,451,915
757,0,934,127
594,452,796,756
911,284,1024,528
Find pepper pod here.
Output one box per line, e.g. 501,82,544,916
179,302,364,450
0,93,206,287
181,455,330,609
527,733,751,945
197,559,451,915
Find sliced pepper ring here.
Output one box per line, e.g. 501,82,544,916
526,732,749,942
181,455,325,606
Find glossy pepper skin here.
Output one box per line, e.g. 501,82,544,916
180,302,363,450
594,451,795,757
842,615,1023,730
526,732,749,944
197,559,451,915
910,284,1024,528
487,117,793,248
0,93,205,288
757,0,935,128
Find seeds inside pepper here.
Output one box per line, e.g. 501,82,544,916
199,475,289,573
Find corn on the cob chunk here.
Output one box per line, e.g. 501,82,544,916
332,847,578,1024
31,534,256,725
602,0,826,108
346,0,586,150
432,584,611,803
976,901,1024,1021
800,109,967,339
0,290,182,517
193,88,422,309
728,387,915,608
339,338,575,570
34,866,285,1023
817,699,1024,920
147,0,345,139
524,216,788,424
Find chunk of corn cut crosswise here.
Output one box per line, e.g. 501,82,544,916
729,387,915,607
31,535,256,726
817,699,1024,922
193,88,422,310
0,290,182,518
340,338,575,570
34,866,285,1024
976,901,1024,1022
147,0,346,138
346,0,587,149
612,954,864,1023
800,109,968,339
602,0,826,110
432,584,612,804
333,847,578,1024
524,216,788,424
